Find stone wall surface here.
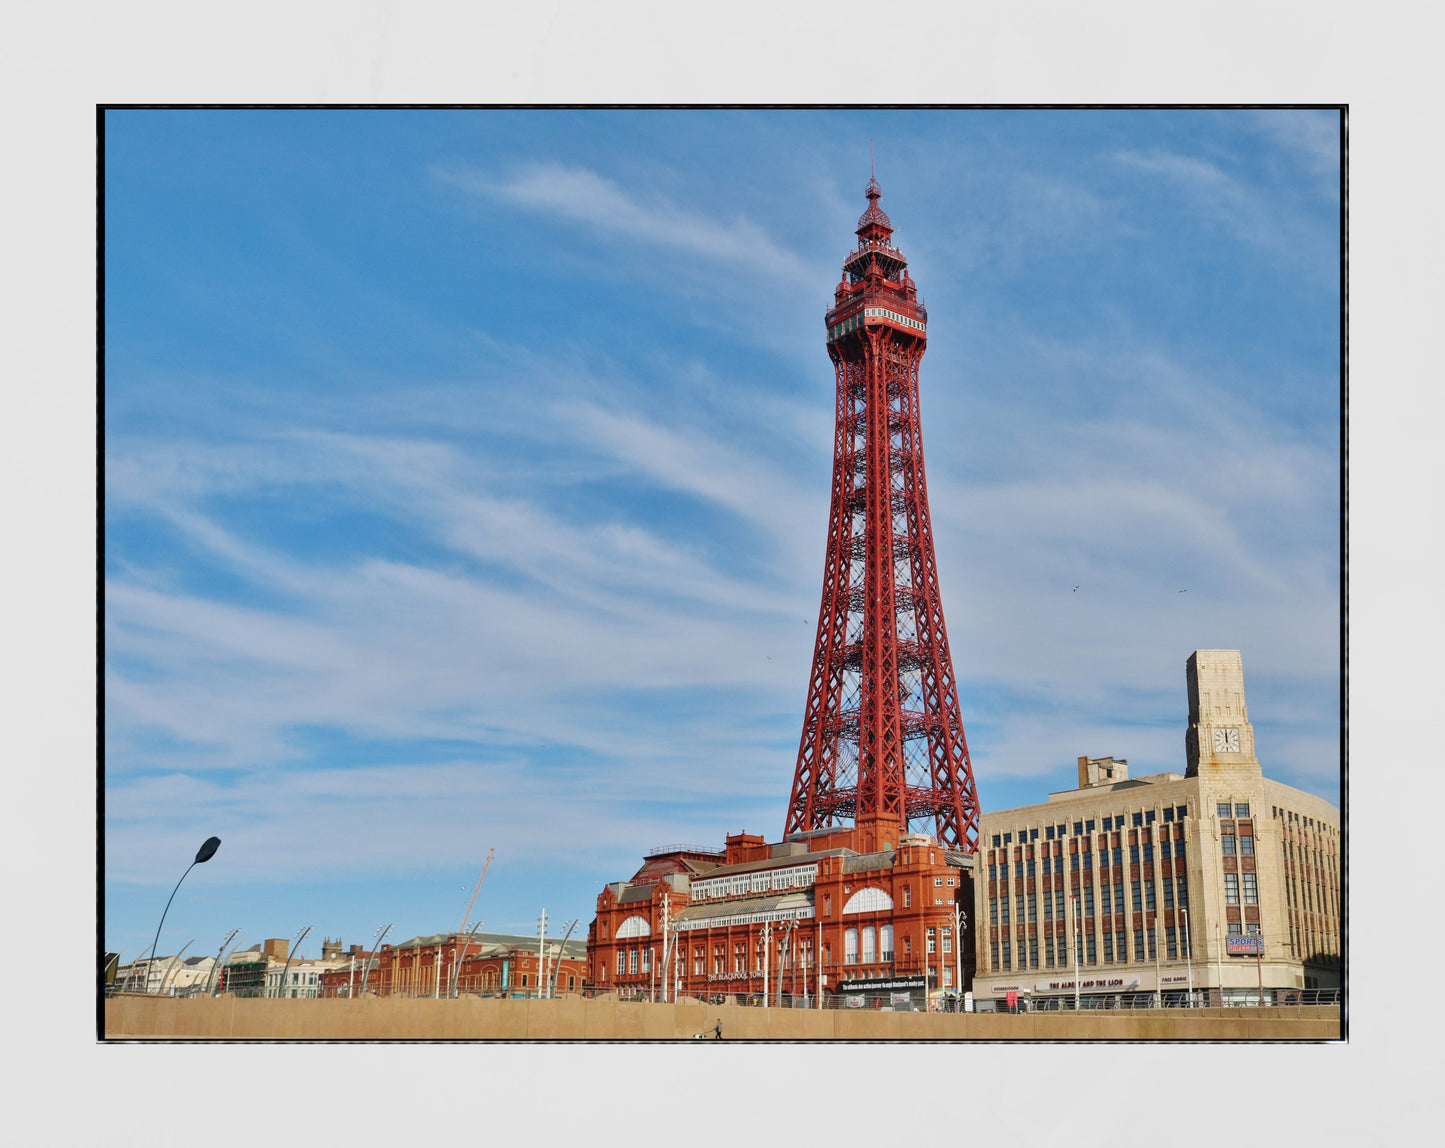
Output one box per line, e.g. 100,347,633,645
103,996,1342,1041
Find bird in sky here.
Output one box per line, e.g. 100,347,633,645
1072,585,1079,592
1179,588,1189,594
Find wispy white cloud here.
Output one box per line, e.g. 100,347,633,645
445,162,814,285
1245,109,1341,183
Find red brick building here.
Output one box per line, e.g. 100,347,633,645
588,828,974,1007
317,931,587,998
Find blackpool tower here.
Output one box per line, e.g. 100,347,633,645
784,176,981,852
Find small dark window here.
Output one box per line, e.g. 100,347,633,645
1132,812,1143,827
1073,822,1084,836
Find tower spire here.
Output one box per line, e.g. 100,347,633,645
786,175,981,852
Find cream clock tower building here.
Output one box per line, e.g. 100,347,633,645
1185,649,1258,775
970,648,1341,1008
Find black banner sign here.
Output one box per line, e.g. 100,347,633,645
839,975,926,994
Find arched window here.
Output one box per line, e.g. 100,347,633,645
843,887,894,914
616,915,650,939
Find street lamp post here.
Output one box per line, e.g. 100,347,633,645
762,921,771,1009
548,919,580,1000
1181,908,1193,1007
952,902,966,1011
1152,912,1161,1009
203,929,240,998
1073,894,1082,1012
158,940,194,996
213,933,249,997
358,924,393,996
147,836,221,994
277,925,312,999
449,920,487,998
123,942,156,994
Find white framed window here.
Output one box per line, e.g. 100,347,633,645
843,887,894,914
862,925,876,963
616,915,650,939
845,928,859,964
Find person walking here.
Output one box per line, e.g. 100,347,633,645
714,1018,723,1040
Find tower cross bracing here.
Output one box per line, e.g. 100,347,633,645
785,177,981,851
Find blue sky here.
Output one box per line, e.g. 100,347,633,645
103,108,1340,962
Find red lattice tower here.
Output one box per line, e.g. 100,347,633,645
785,176,981,852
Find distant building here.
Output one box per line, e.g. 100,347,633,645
317,932,588,998
971,650,1341,1008
113,953,216,996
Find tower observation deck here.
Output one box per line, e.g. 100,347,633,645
785,176,981,852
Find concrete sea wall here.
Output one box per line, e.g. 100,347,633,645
104,995,1342,1040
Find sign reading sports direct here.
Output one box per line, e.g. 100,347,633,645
1227,936,1265,955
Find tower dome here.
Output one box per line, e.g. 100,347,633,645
855,176,892,235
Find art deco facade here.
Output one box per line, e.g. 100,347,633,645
970,650,1341,1007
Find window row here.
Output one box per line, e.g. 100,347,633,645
615,948,654,976
990,876,1190,928
992,925,1193,972
992,807,1191,848
843,924,895,965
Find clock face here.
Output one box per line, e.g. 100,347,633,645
1213,727,1241,753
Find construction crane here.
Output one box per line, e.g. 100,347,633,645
460,849,495,935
